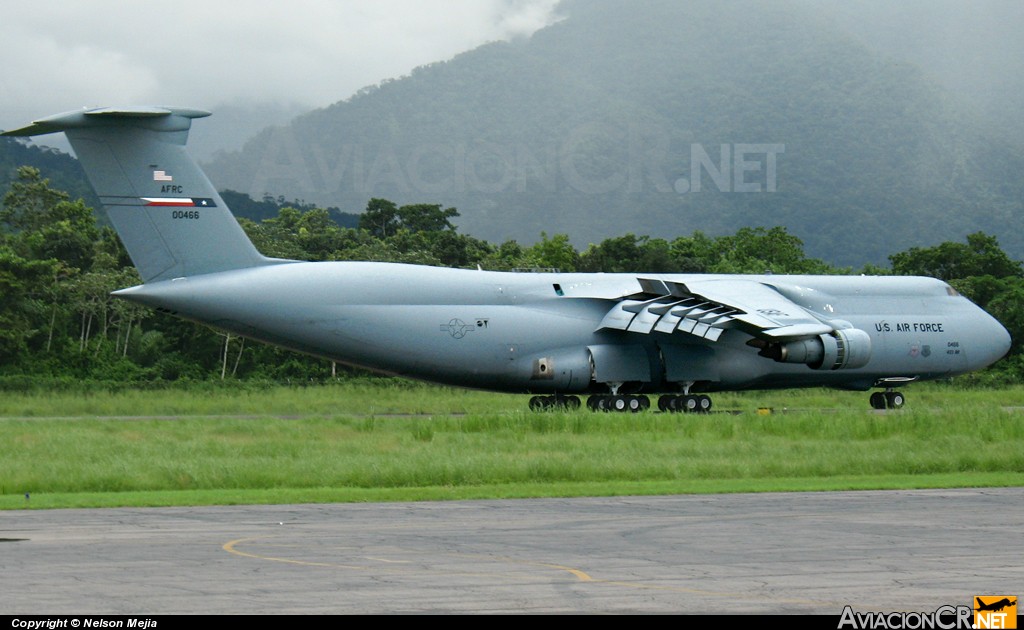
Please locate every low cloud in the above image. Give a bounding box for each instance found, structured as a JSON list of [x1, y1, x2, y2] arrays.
[[0, 0, 561, 131]]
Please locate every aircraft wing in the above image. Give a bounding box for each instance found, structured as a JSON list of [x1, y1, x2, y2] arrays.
[[597, 277, 833, 342]]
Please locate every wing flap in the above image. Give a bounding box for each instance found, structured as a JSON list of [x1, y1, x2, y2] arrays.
[[598, 277, 833, 342]]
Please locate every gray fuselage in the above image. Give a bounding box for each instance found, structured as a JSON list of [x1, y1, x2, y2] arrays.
[[115, 262, 1011, 395]]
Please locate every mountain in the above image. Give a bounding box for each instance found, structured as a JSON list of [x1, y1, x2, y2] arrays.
[[189, 102, 312, 162], [821, 0, 1024, 149], [203, 0, 1024, 266]]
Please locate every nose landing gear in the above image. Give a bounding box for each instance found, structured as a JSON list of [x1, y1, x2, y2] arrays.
[[869, 390, 905, 410]]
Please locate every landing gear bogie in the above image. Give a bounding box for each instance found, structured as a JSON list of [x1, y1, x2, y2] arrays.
[[657, 394, 713, 414], [584, 394, 650, 413], [528, 395, 582, 411]]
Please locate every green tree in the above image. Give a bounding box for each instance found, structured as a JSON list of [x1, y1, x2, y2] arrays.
[[397, 203, 460, 233], [358, 198, 401, 238], [984, 278, 1024, 357], [580, 233, 702, 273], [0, 245, 56, 363], [889, 232, 1022, 281], [359, 199, 460, 238], [526, 232, 578, 271], [1, 166, 99, 271], [668, 231, 718, 272], [579, 233, 647, 272], [706, 226, 832, 274], [478, 239, 529, 271], [294, 207, 346, 260], [0, 166, 70, 232]]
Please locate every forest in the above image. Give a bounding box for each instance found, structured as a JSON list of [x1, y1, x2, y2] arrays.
[[1, 165, 1022, 389]]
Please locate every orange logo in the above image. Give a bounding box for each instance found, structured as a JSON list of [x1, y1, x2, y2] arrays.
[[974, 596, 1017, 629]]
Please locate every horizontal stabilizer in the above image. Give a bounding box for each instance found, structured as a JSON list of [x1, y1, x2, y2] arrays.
[[2, 107, 211, 138]]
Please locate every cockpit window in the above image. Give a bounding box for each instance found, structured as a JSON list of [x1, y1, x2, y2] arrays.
[[945, 284, 960, 297]]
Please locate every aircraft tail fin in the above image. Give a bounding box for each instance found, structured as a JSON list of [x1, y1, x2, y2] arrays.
[[3, 106, 282, 283]]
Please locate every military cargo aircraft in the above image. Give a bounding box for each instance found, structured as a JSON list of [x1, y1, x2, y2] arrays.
[[3, 107, 1012, 412]]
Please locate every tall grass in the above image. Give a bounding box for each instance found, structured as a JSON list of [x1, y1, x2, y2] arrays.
[[0, 379, 520, 417], [2, 384, 1023, 509]]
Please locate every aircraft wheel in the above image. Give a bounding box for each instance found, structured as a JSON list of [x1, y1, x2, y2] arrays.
[[638, 395, 651, 411], [682, 395, 700, 413], [626, 395, 643, 413], [587, 395, 601, 412], [869, 392, 886, 410], [529, 396, 545, 411], [610, 396, 629, 413], [565, 396, 582, 410], [697, 395, 713, 413], [658, 396, 671, 412], [664, 396, 680, 412], [885, 391, 905, 409]]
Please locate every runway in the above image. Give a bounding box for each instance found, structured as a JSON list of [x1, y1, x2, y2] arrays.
[[2, 488, 1021, 614]]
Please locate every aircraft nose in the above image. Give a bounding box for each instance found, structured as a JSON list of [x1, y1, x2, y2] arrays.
[[971, 310, 1012, 370]]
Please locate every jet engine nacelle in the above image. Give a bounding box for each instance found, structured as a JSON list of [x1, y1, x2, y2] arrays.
[[525, 346, 595, 392], [761, 328, 872, 371]]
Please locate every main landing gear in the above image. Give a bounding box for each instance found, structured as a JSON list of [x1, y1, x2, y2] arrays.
[[586, 394, 651, 413], [869, 390, 905, 410], [531, 389, 903, 412], [528, 395, 582, 411], [528, 389, 720, 413], [581, 394, 713, 413], [657, 394, 713, 413]]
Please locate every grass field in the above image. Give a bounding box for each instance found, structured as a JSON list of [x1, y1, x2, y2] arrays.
[[1, 382, 1022, 509]]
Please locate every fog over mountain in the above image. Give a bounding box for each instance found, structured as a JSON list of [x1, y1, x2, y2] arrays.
[[820, 0, 1024, 147], [202, 0, 1024, 265], [4, 1, 1021, 266]]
